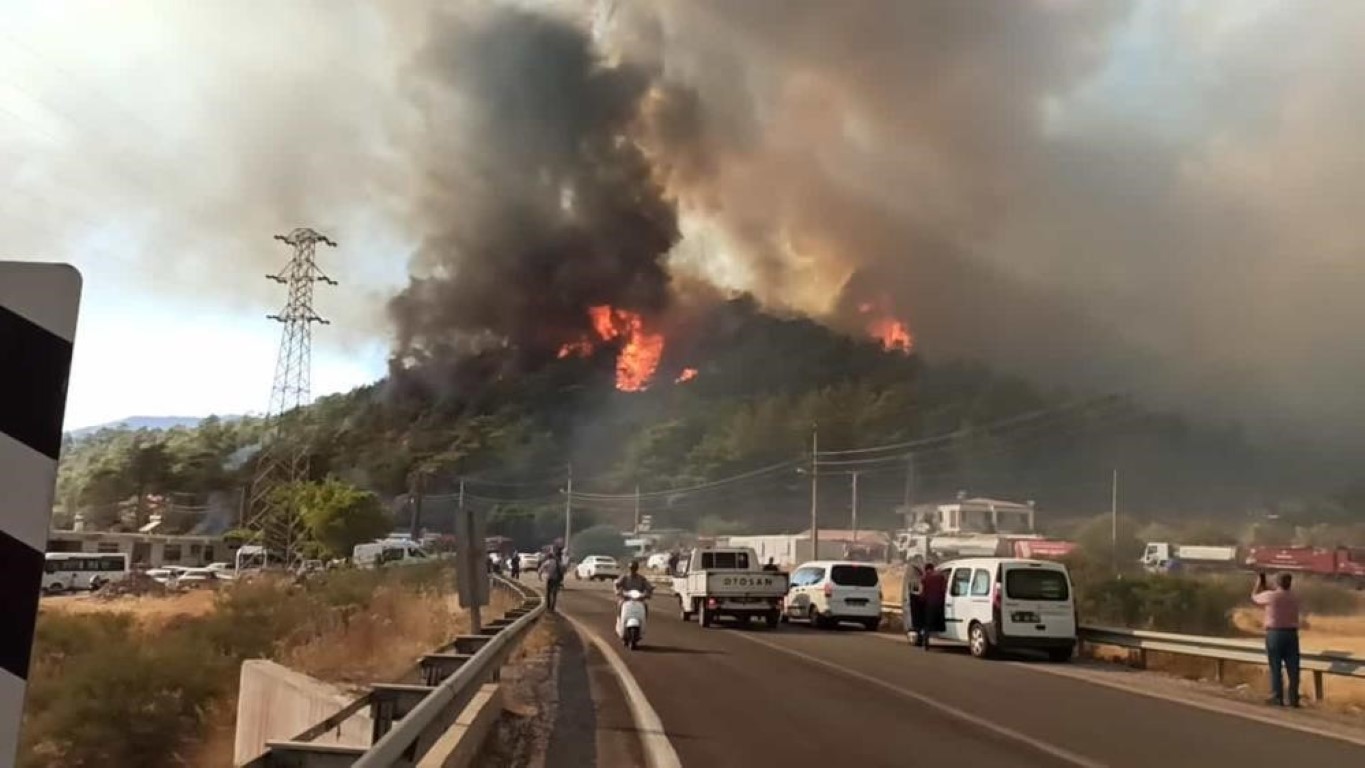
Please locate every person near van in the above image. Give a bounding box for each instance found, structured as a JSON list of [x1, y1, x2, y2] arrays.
[[539, 547, 566, 613], [1252, 571, 1301, 707], [667, 550, 680, 577], [902, 563, 926, 644], [509, 551, 521, 579], [918, 563, 948, 649]]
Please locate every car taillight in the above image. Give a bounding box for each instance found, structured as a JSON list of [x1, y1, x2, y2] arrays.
[[706, 597, 717, 608], [823, 581, 833, 598]]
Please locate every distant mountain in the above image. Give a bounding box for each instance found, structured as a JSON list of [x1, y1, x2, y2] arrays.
[[66, 415, 241, 439]]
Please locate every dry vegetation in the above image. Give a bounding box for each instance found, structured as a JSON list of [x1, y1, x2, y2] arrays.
[[21, 563, 470, 768]]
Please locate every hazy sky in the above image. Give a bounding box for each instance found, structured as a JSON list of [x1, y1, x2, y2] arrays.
[[4, 0, 1364, 445]]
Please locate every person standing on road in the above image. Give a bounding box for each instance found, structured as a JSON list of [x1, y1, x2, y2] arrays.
[[902, 563, 926, 644], [918, 563, 948, 649], [667, 550, 680, 577], [539, 546, 566, 613], [1252, 571, 1301, 707], [509, 550, 521, 579]]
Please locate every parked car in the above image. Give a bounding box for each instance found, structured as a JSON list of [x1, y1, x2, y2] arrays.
[[575, 555, 621, 581], [518, 552, 541, 571], [934, 557, 1077, 661], [646, 552, 672, 571], [783, 560, 882, 630]]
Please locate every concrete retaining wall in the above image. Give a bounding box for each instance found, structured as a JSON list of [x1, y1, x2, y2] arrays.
[[233, 660, 373, 766]]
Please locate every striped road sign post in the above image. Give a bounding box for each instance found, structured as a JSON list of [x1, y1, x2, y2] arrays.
[[0, 262, 81, 766]]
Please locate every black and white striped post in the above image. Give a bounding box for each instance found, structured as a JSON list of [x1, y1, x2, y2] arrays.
[[0, 262, 81, 766]]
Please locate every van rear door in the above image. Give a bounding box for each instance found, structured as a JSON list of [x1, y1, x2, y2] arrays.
[[998, 563, 1075, 639], [827, 564, 880, 613]]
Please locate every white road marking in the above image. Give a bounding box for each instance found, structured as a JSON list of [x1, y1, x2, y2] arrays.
[[730, 630, 1107, 768], [867, 629, 1365, 748], [561, 611, 683, 768]]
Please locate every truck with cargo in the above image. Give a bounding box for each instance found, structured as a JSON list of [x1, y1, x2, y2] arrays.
[[1245, 545, 1365, 587], [673, 546, 789, 628], [898, 533, 1076, 564], [1141, 542, 1241, 573]]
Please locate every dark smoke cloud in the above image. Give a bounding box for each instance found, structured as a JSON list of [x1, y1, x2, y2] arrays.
[[387, 5, 678, 368], [600, 0, 1365, 446]]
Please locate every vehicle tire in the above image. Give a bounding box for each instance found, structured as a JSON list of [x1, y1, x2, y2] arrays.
[[626, 626, 640, 650], [808, 604, 824, 629], [679, 596, 693, 622], [700, 602, 714, 628], [1047, 646, 1074, 663], [45, 582, 64, 595], [862, 617, 881, 632], [89, 577, 105, 592], [766, 611, 780, 629], [968, 622, 995, 659]]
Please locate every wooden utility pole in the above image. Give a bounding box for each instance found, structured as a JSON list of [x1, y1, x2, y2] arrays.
[[563, 463, 573, 561], [809, 426, 819, 559]]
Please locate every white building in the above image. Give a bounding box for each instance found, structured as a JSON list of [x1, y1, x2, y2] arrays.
[[904, 493, 1036, 535], [47, 529, 235, 568]]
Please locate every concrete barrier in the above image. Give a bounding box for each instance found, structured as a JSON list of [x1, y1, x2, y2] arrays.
[[415, 683, 504, 768], [234, 660, 374, 766]]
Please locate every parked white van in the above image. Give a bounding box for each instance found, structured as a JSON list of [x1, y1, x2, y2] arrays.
[[784, 560, 883, 630], [936, 557, 1076, 661]]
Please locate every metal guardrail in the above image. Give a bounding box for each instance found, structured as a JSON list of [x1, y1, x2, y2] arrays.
[[880, 601, 1365, 700], [251, 575, 545, 768]]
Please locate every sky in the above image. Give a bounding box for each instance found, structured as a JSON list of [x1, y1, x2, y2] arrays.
[[0, 1, 404, 429], [5, 0, 1365, 447]]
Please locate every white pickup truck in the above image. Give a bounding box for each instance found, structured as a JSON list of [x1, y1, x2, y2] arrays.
[[673, 546, 789, 629]]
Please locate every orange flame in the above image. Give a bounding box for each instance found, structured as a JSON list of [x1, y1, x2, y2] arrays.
[[586, 305, 664, 391], [676, 367, 698, 383], [857, 300, 914, 354]]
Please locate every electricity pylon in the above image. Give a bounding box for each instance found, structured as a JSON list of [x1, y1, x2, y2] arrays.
[[245, 228, 337, 566]]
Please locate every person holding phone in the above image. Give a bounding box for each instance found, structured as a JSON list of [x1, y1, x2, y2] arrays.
[[1252, 571, 1302, 707]]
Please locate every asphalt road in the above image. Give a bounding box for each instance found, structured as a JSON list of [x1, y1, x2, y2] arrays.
[[558, 580, 1365, 768]]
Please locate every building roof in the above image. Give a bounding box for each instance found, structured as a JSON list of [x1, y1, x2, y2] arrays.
[[796, 529, 890, 544]]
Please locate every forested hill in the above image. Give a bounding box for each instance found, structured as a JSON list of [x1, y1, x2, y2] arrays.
[[56, 299, 1351, 536]]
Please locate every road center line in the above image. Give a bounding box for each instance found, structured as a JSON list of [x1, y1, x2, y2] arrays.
[[729, 631, 1106, 768], [561, 611, 683, 768]]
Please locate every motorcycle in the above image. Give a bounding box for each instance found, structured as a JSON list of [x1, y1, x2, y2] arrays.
[[616, 588, 649, 650]]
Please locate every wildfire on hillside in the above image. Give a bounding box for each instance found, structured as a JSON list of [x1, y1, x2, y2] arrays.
[[557, 305, 667, 391], [857, 301, 914, 354]]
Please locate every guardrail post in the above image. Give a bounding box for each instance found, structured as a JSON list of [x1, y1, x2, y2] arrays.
[[1135, 648, 1147, 670], [1313, 670, 1324, 702], [1214, 658, 1224, 683]]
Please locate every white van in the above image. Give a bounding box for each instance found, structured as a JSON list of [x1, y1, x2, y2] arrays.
[[936, 558, 1076, 661], [784, 560, 883, 630], [353, 539, 429, 569]]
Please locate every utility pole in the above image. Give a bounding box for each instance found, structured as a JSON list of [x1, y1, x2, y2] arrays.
[[563, 463, 573, 562], [245, 228, 337, 567], [634, 483, 641, 536], [410, 470, 425, 539], [809, 426, 819, 560], [454, 476, 481, 634], [850, 470, 860, 548], [1111, 468, 1119, 575]]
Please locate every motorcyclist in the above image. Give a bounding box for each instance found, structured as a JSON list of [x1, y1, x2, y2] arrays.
[[614, 560, 654, 606]]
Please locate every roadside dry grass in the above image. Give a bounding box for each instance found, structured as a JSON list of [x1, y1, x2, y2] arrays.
[[22, 565, 469, 768]]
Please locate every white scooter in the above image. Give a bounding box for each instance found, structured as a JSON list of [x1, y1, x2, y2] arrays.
[[616, 589, 649, 650]]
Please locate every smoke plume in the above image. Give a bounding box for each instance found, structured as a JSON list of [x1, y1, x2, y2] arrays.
[[596, 0, 1365, 444], [387, 5, 678, 369], [10, 1, 1365, 446]]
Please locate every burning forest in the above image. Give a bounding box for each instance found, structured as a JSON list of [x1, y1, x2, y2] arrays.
[[383, 4, 915, 397]]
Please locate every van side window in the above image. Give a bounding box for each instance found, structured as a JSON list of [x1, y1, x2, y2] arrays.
[[970, 569, 991, 596], [950, 568, 972, 597]]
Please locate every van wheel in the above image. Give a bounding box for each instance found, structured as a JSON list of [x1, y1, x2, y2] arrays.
[[968, 622, 995, 659], [862, 617, 881, 632], [808, 605, 824, 629], [45, 582, 64, 595]]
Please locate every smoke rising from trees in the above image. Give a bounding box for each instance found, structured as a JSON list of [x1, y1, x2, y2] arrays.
[[7, 1, 1365, 447]]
